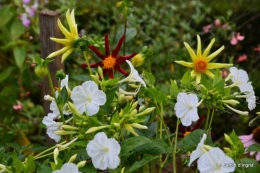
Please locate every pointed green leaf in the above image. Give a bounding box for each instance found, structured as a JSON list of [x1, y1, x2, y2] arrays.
[[60, 86, 69, 105], [126, 155, 159, 173], [116, 28, 137, 42], [169, 79, 179, 98], [234, 158, 260, 173], [11, 152, 24, 173], [180, 71, 191, 88], [142, 70, 155, 87], [0, 5, 14, 27], [11, 20, 25, 40], [246, 144, 260, 152], [24, 155, 35, 173], [13, 46, 26, 69], [0, 66, 14, 83]]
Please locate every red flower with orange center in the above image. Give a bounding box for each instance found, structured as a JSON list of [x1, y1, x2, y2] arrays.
[[82, 34, 137, 78]]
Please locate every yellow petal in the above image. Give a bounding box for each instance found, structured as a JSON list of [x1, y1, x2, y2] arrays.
[[125, 124, 138, 136], [66, 9, 77, 36], [197, 35, 201, 57], [50, 37, 70, 45], [195, 73, 201, 83], [202, 38, 215, 57], [204, 69, 214, 78], [175, 61, 194, 68], [207, 63, 233, 69], [47, 46, 70, 58], [57, 19, 75, 40], [190, 70, 196, 78], [206, 45, 225, 62], [184, 42, 197, 62], [61, 48, 74, 62]]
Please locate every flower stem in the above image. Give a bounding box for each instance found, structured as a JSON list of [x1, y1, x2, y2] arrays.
[[204, 108, 211, 132], [173, 118, 180, 173], [33, 141, 66, 159], [83, 51, 92, 76], [206, 107, 215, 137], [47, 69, 65, 124]]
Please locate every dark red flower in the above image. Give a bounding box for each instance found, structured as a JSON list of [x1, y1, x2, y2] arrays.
[[82, 34, 137, 78]]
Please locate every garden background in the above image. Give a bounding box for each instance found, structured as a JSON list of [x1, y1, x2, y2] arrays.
[[0, 0, 260, 170]]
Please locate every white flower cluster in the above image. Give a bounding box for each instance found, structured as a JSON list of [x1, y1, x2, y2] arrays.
[[188, 134, 235, 173]]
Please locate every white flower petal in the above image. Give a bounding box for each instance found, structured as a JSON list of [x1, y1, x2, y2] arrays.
[[86, 132, 120, 170]]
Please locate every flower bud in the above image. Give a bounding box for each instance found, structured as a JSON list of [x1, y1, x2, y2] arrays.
[[61, 125, 79, 131], [222, 99, 240, 106], [68, 154, 77, 163], [44, 95, 54, 101], [130, 101, 139, 111], [55, 69, 66, 80], [135, 107, 155, 117], [77, 160, 87, 168], [224, 134, 234, 145], [34, 64, 48, 78], [131, 53, 145, 67], [55, 130, 77, 135], [85, 125, 110, 134], [54, 148, 59, 165], [130, 123, 148, 129]]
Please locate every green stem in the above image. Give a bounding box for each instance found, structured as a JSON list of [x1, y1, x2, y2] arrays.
[[33, 141, 66, 159], [204, 108, 211, 132], [83, 51, 92, 75], [123, 17, 127, 55], [173, 119, 180, 173], [206, 107, 215, 137], [47, 69, 65, 124]]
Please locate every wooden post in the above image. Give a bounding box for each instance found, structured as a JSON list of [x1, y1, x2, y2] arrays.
[[39, 10, 64, 144]]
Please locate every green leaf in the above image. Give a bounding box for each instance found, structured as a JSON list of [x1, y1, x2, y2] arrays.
[[140, 88, 168, 102], [11, 20, 25, 40], [116, 28, 137, 42], [126, 155, 159, 173], [234, 158, 260, 173], [180, 71, 191, 88], [134, 138, 173, 155], [11, 152, 24, 173], [169, 79, 179, 98], [142, 70, 155, 87], [246, 144, 260, 152], [213, 69, 222, 86], [111, 111, 120, 124], [120, 136, 152, 157], [200, 75, 213, 90], [104, 78, 120, 87], [229, 130, 245, 155], [13, 46, 26, 69], [60, 86, 69, 105], [0, 5, 13, 27], [24, 155, 35, 173], [0, 66, 14, 83]]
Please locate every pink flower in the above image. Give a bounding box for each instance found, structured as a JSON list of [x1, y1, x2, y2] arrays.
[[13, 103, 23, 110], [22, 0, 30, 3], [202, 24, 212, 33], [214, 19, 221, 27], [254, 47, 260, 52], [239, 133, 260, 161], [237, 54, 247, 63], [20, 13, 30, 27], [231, 32, 245, 45], [220, 70, 228, 78]]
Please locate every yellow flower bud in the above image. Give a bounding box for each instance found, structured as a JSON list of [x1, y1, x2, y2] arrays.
[[85, 125, 110, 134], [77, 160, 87, 168], [131, 53, 145, 67], [53, 148, 59, 165], [68, 154, 77, 163]]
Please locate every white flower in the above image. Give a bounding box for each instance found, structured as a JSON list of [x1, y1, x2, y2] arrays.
[[188, 133, 207, 166], [50, 101, 71, 118], [86, 132, 120, 170], [61, 75, 69, 89], [228, 67, 249, 91], [242, 82, 256, 111], [118, 60, 146, 87], [71, 81, 106, 116], [198, 147, 235, 173], [174, 93, 201, 126], [52, 163, 81, 173], [42, 113, 62, 142]]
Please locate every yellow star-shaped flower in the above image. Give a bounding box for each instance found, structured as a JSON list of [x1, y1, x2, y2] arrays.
[[175, 35, 233, 83], [47, 9, 79, 62]]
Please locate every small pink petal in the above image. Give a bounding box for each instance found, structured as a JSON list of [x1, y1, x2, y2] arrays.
[[239, 134, 253, 141], [237, 55, 247, 62], [244, 139, 256, 148], [236, 33, 245, 41], [214, 19, 221, 27], [230, 36, 238, 45], [256, 152, 260, 161]]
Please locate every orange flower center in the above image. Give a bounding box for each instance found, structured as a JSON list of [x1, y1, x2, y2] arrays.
[[253, 126, 260, 143], [103, 55, 116, 69], [183, 131, 191, 137], [194, 58, 208, 73]]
